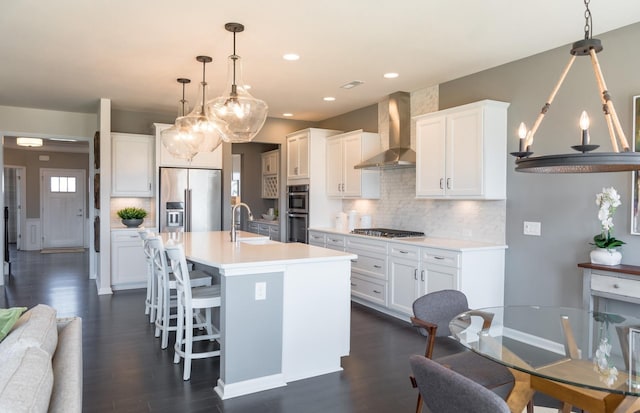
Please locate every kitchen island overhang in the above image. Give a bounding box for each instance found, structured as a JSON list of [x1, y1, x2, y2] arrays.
[[160, 231, 355, 399]]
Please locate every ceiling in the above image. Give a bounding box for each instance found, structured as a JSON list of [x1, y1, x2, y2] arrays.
[[2, 1, 640, 123]]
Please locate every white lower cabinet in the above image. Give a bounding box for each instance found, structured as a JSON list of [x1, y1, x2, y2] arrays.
[[111, 229, 150, 290], [388, 243, 421, 315], [347, 236, 388, 306], [309, 229, 505, 320]]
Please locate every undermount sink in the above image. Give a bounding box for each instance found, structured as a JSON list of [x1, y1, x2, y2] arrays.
[[240, 238, 276, 246]]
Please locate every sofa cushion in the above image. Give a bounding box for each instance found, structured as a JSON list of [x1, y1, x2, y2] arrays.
[[0, 344, 54, 413], [0, 304, 58, 357], [0, 307, 27, 342]]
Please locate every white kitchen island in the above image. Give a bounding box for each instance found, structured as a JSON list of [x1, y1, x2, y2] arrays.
[[160, 231, 355, 399]]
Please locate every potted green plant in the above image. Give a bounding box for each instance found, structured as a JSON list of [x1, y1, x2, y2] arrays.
[[117, 207, 147, 228]]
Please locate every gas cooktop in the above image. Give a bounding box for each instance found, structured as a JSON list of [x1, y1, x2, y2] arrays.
[[350, 228, 425, 238]]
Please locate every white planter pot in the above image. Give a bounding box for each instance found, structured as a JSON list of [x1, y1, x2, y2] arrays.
[[590, 248, 622, 266]]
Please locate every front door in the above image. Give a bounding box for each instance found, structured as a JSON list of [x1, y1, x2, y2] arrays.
[[41, 168, 85, 249]]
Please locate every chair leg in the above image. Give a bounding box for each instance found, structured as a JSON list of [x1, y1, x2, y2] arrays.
[[160, 286, 170, 349], [415, 393, 423, 413]]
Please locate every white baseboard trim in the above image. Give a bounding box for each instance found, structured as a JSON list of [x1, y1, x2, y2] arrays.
[[214, 374, 286, 400], [503, 327, 566, 356]]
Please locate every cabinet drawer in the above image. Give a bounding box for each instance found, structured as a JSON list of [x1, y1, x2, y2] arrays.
[[351, 276, 387, 306], [112, 231, 144, 243], [390, 243, 420, 260], [422, 248, 460, 268], [591, 273, 640, 299], [308, 232, 326, 247], [351, 251, 387, 280], [326, 235, 346, 250], [347, 237, 387, 255]]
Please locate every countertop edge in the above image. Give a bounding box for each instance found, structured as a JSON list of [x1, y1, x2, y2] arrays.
[[308, 227, 507, 251]]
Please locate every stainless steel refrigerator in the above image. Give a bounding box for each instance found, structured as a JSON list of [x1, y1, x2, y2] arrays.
[[159, 167, 222, 233]]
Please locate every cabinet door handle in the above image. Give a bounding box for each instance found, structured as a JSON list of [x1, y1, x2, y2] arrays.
[[373, 290, 382, 294], [148, 182, 152, 190], [446, 178, 451, 189], [373, 264, 382, 269], [399, 250, 409, 254], [613, 283, 620, 289], [414, 269, 418, 280], [351, 282, 357, 287], [439, 178, 444, 189], [421, 270, 425, 281], [351, 259, 358, 263], [433, 256, 445, 260]]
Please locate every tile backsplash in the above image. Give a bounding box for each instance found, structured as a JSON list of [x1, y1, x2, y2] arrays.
[[110, 197, 155, 228], [342, 168, 506, 244]]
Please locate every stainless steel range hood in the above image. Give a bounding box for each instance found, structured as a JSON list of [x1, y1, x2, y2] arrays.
[[354, 91, 416, 169]]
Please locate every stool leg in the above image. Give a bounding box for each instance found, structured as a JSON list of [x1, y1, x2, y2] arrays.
[[183, 306, 194, 381], [174, 301, 184, 365]]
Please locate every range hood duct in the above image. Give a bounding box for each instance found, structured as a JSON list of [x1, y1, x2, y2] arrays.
[[355, 91, 416, 169]]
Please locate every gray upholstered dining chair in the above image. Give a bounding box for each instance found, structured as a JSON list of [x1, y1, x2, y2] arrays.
[[409, 354, 511, 413], [409, 289, 531, 413]]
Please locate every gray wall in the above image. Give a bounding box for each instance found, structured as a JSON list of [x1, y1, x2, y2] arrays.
[[317, 103, 378, 133], [440, 22, 640, 307], [232, 142, 279, 225]]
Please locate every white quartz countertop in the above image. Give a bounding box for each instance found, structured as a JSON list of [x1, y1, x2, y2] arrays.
[[160, 230, 355, 270], [309, 227, 507, 252]]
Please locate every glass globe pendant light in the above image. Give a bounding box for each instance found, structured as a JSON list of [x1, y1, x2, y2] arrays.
[[206, 23, 268, 143], [176, 56, 225, 152], [161, 78, 204, 162]]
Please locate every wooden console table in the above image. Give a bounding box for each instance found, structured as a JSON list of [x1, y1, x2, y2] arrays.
[[579, 262, 640, 312]]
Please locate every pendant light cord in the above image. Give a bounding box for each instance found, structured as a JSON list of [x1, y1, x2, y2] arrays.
[[180, 82, 187, 117], [232, 31, 237, 87], [201, 60, 207, 111]]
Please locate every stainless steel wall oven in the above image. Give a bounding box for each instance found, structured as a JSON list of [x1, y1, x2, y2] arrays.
[[287, 184, 309, 243]]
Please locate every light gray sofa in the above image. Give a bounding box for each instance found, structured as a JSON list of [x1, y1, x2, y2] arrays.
[[0, 304, 82, 413]]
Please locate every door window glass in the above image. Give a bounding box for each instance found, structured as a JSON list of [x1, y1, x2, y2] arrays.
[[50, 176, 77, 193]]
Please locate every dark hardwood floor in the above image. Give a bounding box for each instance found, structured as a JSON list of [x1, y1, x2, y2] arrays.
[[1, 247, 428, 412]]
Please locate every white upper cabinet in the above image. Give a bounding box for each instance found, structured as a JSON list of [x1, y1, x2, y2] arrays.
[[415, 100, 509, 199], [286, 131, 309, 182], [326, 130, 380, 199], [286, 128, 342, 185], [261, 149, 279, 199], [111, 133, 154, 197], [153, 123, 222, 169]]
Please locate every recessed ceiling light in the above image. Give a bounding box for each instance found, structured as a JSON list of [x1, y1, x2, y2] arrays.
[[283, 53, 300, 61], [283, 113, 293, 117], [323, 97, 336, 102], [383, 72, 399, 79], [340, 80, 364, 89]]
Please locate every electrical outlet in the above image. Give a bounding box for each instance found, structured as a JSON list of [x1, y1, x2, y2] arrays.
[[255, 282, 266, 300], [523, 221, 541, 236]]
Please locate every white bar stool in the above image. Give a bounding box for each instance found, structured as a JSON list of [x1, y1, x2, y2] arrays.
[[147, 236, 212, 350], [165, 242, 221, 381], [138, 229, 156, 323]]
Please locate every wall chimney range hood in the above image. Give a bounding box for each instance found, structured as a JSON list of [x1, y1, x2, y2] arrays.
[[355, 91, 416, 170]]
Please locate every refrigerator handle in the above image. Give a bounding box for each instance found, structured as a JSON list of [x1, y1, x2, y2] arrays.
[[184, 189, 191, 232]]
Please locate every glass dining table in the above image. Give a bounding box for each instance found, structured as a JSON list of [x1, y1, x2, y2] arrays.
[[449, 306, 640, 413]]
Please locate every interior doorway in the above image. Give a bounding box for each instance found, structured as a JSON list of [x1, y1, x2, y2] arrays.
[[3, 166, 26, 250]]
